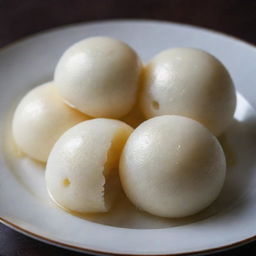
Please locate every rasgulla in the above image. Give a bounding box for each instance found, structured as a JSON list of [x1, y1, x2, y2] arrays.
[[54, 37, 142, 118], [140, 48, 236, 136], [12, 82, 88, 162], [46, 118, 133, 213], [120, 115, 226, 218]]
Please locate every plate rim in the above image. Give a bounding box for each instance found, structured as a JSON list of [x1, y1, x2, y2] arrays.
[[0, 19, 255, 52], [1, 19, 256, 255], [1, 217, 255, 256]]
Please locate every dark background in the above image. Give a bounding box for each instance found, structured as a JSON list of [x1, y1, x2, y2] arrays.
[[1, 0, 256, 47], [0, 0, 256, 255]]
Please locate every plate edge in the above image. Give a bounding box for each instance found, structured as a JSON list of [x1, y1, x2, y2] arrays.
[[1, 217, 255, 256]]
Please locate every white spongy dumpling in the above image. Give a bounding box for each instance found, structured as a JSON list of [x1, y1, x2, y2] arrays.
[[54, 37, 142, 118], [140, 48, 236, 136], [120, 115, 226, 218], [45, 118, 133, 213], [12, 82, 88, 162]]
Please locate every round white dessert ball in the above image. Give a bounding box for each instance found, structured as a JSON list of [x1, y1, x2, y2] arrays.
[[54, 37, 142, 118], [12, 82, 88, 162], [120, 115, 226, 218], [46, 118, 133, 213], [140, 48, 236, 136]]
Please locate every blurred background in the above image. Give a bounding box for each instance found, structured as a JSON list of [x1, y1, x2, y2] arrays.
[[0, 0, 255, 48], [0, 0, 256, 255]]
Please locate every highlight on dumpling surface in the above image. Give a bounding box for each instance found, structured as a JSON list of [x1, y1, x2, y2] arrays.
[[140, 48, 236, 136], [46, 118, 133, 213], [54, 37, 142, 118], [12, 82, 88, 162], [120, 115, 226, 218]]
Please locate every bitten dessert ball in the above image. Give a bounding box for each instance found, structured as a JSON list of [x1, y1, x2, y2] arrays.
[[46, 119, 133, 213], [120, 115, 226, 218], [140, 48, 236, 136], [12, 82, 88, 162], [54, 37, 142, 118]]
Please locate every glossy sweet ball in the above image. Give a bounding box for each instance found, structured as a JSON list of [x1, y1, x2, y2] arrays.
[[54, 37, 142, 118], [12, 82, 88, 162], [46, 119, 133, 213], [140, 48, 236, 136], [120, 115, 226, 218]]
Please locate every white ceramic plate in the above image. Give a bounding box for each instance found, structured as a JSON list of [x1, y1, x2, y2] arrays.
[[0, 20, 256, 255]]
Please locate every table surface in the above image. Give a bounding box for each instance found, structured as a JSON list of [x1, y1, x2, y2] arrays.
[[0, 0, 256, 255]]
